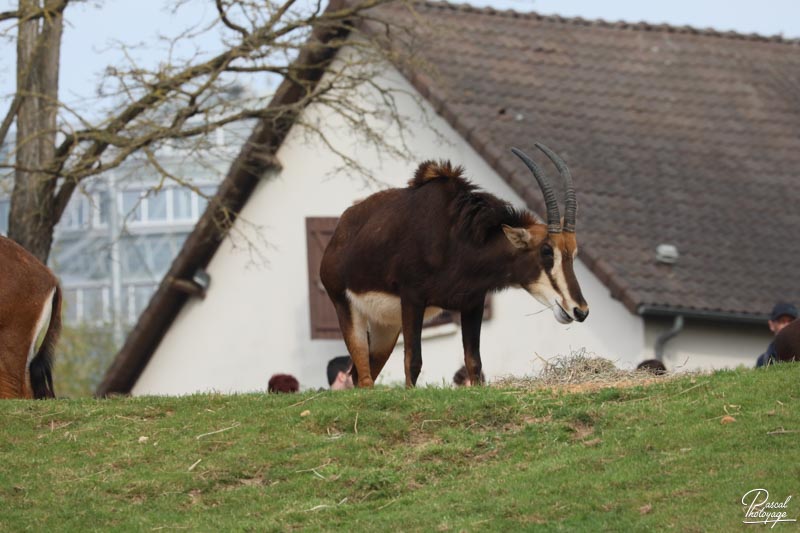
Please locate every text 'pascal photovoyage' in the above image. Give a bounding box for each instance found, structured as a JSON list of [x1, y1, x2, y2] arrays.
[[742, 489, 797, 527]]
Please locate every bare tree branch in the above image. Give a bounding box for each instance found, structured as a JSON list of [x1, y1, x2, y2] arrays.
[[51, 0, 388, 194], [0, 10, 19, 23], [215, 0, 250, 38], [0, 0, 72, 25], [6, 0, 432, 264], [0, 94, 22, 150]]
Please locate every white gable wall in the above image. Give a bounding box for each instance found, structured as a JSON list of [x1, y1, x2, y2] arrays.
[[132, 54, 647, 395], [644, 318, 770, 371]]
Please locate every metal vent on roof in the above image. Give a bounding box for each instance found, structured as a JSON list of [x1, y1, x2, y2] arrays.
[[656, 244, 679, 264]]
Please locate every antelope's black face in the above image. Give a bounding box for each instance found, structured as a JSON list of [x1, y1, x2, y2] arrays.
[[503, 225, 589, 324]]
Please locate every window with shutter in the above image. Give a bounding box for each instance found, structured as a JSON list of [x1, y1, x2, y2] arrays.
[[305, 217, 492, 339], [306, 217, 341, 339]]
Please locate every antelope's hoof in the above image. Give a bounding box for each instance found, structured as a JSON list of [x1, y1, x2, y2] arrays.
[[357, 377, 375, 388]]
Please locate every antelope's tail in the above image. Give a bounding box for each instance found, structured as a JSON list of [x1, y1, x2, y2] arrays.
[[29, 285, 62, 399]]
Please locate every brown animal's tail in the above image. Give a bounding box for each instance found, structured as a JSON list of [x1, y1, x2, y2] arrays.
[[29, 285, 62, 399]]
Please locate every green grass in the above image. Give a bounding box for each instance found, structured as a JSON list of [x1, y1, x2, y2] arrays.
[[1, 365, 798, 532]]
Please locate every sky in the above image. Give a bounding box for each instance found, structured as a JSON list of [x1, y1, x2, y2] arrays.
[[1, 0, 799, 116]]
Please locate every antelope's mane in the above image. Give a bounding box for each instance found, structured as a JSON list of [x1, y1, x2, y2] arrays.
[[410, 160, 538, 243]]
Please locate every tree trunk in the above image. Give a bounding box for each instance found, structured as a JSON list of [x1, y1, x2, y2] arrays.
[[8, 0, 64, 263]]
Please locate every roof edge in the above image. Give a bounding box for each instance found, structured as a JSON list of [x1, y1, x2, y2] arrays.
[[637, 304, 768, 325], [420, 1, 800, 46]]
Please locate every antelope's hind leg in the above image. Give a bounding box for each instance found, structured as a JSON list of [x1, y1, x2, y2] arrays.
[[332, 299, 373, 388], [367, 321, 401, 381], [0, 320, 37, 398]]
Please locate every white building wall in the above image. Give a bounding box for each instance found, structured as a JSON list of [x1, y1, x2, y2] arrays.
[[644, 318, 771, 371], [133, 56, 645, 395]]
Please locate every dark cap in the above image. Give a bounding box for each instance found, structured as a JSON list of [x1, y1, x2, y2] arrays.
[[770, 302, 798, 321]]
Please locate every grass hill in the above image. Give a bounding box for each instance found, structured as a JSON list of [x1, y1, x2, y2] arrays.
[[1, 364, 798, 531]]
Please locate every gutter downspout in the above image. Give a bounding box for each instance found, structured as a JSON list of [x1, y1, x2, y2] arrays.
[[654, 315, 684, 361]]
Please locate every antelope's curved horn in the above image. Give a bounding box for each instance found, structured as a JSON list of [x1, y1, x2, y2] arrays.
[[535, 143, 576, 233], [511, 147, 561, 233]]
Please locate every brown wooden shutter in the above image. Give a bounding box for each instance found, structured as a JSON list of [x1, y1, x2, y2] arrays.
[[306, 217, 342, 339]]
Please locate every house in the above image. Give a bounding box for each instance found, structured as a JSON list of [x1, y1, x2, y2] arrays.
[[97, 1, 800, 395]]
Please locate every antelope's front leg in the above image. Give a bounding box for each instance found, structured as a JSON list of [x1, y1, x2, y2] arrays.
[[461, 303, 485, 385], [401, 301, 425, 388]]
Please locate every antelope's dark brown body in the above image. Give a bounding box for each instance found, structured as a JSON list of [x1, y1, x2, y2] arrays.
[[321, 146, 588, 388], [322, 164, 531, 312]]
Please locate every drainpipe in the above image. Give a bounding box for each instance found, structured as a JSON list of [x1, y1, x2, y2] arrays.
[[654, 315, 684, 361]]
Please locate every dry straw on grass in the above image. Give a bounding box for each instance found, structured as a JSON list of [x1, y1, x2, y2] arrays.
[[493, 349, 680, 393]]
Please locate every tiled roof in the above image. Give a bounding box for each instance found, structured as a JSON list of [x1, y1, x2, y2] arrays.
[[387, 1, 800, 319]]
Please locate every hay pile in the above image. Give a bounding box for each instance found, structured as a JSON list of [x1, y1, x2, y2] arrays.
[[492, 349, 675, 393]]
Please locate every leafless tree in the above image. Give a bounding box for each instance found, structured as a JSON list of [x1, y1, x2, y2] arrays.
[[0, 0, 425, 262]]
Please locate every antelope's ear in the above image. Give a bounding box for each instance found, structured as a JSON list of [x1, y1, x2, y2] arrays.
[[502, 224, 531, 250]]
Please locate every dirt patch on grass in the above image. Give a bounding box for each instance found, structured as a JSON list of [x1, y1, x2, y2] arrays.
[[238, 476, 267, 487], [407, 429, 443, 449], [568, 420, 595, 441], [405, 413, 445, 449], [500, 414, 552, 434]]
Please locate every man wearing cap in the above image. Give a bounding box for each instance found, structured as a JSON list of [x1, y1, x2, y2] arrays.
[[756, 302, 799, 367]]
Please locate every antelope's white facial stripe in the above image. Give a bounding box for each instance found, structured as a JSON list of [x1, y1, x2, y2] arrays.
[[525, 247, 581, 324]]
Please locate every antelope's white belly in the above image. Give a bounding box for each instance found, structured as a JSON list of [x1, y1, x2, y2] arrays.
[[346, 290, 443, 326]]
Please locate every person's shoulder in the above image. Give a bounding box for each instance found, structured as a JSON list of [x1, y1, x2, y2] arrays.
[[766, 340, 777, 355], [756, 341, 778, 367]]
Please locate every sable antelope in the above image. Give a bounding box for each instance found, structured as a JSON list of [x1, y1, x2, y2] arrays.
[[0, 235, 61, 398], [320, 144, 589, 388]]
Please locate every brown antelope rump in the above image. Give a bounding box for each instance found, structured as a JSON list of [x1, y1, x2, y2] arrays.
[[0, 236, 61, 398], [320, 144, 589, 388]]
